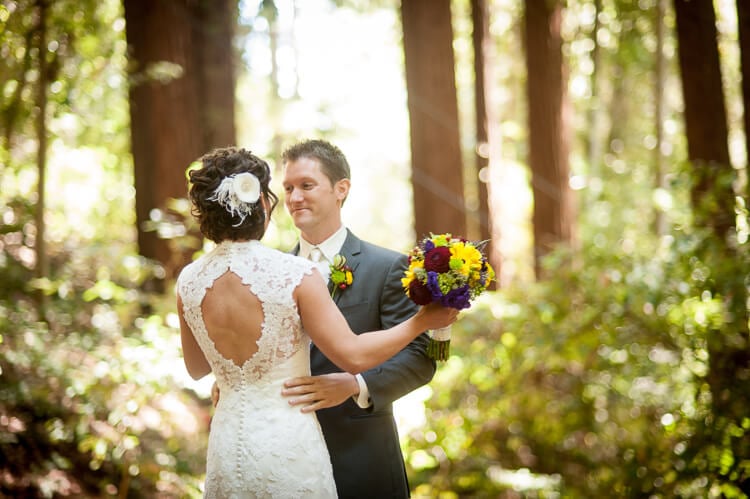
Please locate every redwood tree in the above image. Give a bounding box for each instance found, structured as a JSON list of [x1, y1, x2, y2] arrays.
[[123, 0, 236, 277], [674, 0, 750, 489], [737, 0, 750, 203], [524, 0, 573, 278], [471, 0, 492, 246], [401, 0, 466, 240], [471, 0, 499, 286]]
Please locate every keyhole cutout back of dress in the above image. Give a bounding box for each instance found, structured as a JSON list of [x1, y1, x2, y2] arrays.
[[201, 270, 263, 367]]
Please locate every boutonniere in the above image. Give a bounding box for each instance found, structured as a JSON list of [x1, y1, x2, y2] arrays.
[[329, 254, 353, 299]]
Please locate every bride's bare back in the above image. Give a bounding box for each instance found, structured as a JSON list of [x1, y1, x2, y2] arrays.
[[201, 271, 263, 366]]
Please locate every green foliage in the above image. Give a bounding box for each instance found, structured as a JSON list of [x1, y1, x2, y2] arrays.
[[0, 1, 211, 496], [403, 169, 750, 497], [1, 1, 748, 497], [401, 247, 712, 496], [0, 232, 209, 497]]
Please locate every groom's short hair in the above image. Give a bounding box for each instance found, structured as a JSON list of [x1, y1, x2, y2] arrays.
[[282, 139, 351, 186]]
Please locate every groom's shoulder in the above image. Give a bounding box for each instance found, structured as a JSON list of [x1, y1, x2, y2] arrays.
[[357, 237, 406, 264]]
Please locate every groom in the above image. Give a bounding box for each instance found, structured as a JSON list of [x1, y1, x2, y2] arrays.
[[280, 139, 436, 498]]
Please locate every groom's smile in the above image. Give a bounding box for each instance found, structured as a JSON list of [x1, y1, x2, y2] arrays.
[[282, 156, 350, 243]]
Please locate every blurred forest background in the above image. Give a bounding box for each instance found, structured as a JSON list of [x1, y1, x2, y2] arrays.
[[1, 0, 750, 497]]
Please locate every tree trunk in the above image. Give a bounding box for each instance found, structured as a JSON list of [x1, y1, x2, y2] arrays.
[[737, 0, 750, 204], [471, 0, 499, 287], [401, 0, 466, 241], [193, 0, 236, 149], [674, 0, 750, 488], [34, 0, 48, 282], [673, 0, 732, 233], [124, 0, 236, 278], [471, 0, 491, 244], [524, 0, 573, 278], [653, 0, 667, 235], [586, 0, 602, 182]]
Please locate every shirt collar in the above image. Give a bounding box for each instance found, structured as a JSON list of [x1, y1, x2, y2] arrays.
[[300, 225, 348, 263]]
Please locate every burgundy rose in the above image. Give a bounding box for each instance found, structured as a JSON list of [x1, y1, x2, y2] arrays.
[[408, 279, 434, 305], [423, 247, 451, 273]]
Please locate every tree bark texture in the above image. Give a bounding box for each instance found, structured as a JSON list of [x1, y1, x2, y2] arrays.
[[673, 0, 733, 235], [401, 0, 467, 241], [524, 0, 573, 278], [471, 0, 491, 244], [34, 0, 48, 281], [737, 0, 750, 203], [124, 0, 236, 277], [675, 1, 750, 487], [471, 0, 499, 287]]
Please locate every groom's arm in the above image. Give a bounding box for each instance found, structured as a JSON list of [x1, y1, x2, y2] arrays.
[[358, 252, 436, 411], [283, 252, 435, 412]]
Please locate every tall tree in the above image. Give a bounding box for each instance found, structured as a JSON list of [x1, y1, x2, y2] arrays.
[[34, 0, 49, 283], [401, 0, 466, 240], [654, 0, 667, 234], [737, 0, 750, 204], [123, 0, 236, 277], [471, 0, 499, 286], [673, 0, 731, 231], [674, 0, 750, 490], [195, 1, 236, 150], [524, 0, 573, 277]]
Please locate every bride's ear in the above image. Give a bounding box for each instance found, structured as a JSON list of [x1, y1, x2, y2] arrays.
[[261, 195, 271, 227]]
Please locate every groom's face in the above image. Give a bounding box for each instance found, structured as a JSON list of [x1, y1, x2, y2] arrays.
[[282, 157, 349, 241]]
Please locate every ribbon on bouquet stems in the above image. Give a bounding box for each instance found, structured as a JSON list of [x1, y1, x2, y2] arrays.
[[427, 325, 452, 361]]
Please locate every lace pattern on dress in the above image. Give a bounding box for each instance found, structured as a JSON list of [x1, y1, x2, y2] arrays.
[[176, 240, 337, 498], [177, 240, 314, 385]]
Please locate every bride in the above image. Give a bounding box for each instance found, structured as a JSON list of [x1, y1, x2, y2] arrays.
[[175, 147, 457, 498]]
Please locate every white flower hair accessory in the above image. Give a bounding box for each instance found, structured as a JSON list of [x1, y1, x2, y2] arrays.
[[208, 172, 262, 226]]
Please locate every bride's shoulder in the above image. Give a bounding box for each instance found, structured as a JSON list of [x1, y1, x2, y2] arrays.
[[176, 256, 202, 281], [262, 246, 314, 270], [273, 250, 315, 270]]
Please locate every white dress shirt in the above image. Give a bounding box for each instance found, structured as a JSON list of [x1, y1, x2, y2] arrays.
[[300, 226, 372, 409]]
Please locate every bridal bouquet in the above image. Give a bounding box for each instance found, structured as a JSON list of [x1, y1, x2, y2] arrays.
[[401, 233, 495, 360]]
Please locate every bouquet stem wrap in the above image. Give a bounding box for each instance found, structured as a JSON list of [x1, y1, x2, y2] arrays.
[[428, 325, 452, 361]]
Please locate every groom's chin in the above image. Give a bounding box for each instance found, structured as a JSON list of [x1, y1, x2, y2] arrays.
[[292, 212, 313, 229]]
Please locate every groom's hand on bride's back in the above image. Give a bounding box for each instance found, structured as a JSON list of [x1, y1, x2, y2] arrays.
[[282, 373, 359, 413]]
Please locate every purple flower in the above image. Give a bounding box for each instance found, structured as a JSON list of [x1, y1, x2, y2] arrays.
[[423, 239, 435, 252], [426, 271, 444, 300], [441, 285, 471, 310]]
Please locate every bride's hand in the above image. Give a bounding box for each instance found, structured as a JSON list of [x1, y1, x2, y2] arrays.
[[417, 303, 459, 330]]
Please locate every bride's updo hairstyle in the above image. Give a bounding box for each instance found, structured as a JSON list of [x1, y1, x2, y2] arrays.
[[188, 147, 278, 243]]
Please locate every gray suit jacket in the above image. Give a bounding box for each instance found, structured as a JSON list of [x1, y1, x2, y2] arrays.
[[295, 230, 436, 498]]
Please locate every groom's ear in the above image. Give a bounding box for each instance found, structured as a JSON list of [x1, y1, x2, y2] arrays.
[[335, 178, 351, 204]]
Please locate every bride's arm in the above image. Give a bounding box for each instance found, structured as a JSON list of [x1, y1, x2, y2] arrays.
[[177, 294, 212, 380], [296, 271, 456, 374]]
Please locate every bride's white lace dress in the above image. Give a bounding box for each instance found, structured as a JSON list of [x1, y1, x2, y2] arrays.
[[176, 240, 337, 498]]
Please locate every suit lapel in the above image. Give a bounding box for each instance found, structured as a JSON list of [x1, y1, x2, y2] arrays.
[[292, 233, 361, 305], [331, 230, 361, 305]]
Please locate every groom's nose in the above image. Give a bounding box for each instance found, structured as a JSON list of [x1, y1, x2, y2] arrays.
[[288, 187, 304, 203]]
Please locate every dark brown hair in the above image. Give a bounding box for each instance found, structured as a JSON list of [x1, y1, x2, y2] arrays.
[[188, 147, 278, 243], [281, 139, 351, 184]]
